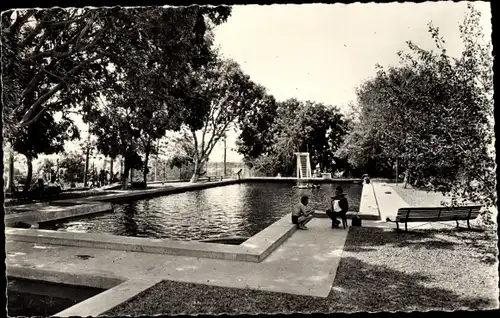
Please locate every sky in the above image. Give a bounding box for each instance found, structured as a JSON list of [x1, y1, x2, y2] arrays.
[[208, 1, 491, 162], [27, 2, 492, 169]]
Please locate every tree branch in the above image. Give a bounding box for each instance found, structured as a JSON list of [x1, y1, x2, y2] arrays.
[[24, 27, 105, 62], [75, 12, 98, 49], [204, 120, 233, 160], [40, 65, 72, 87], [19, 82, 65, 126], [21, 68, 46, 99], [44, 14, 89, 29], [17, 100, 60, 127], [20, 22, 43, 47], [191, 129, 199, 162], [32, 30, 50, 55], [18, 54, 104, 127], [4, 10, 34, 36]]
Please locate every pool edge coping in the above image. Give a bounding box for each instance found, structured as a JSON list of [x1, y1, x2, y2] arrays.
[[5, 179, 367, 263], [5, 212, 298, 263], [53, 277, 164, 317]]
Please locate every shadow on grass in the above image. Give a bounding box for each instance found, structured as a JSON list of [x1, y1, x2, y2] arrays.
[[332, 256, 495, 311], [106, 255, 495, 316], [343, 227, 497, 265]]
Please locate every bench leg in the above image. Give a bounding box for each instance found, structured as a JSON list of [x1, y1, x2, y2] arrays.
[[455, 220, 459, 228], [396, 222, 400, 231], [467, 219, 471, 229], [405, 222, 408, 232]]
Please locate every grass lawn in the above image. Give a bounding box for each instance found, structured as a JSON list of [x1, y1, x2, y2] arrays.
[[391, 182, 451, 207], [391, 182, 497, 228], [105, 226, 498, 315]]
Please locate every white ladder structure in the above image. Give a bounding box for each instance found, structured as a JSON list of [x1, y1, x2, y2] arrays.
[[294, 152, 312, 179]]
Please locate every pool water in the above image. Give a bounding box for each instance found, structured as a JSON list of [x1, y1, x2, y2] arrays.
[[7, 278, 105, 317], [40, 182, 362, 241]]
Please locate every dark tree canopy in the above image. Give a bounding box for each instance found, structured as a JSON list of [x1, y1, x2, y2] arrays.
[[337, 4, 494, 210], [237, 98, 350, 177]]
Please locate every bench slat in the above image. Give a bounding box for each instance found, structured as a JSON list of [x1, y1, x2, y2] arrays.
[[396, 214, 480, 222], [398, 206, 481, 212]]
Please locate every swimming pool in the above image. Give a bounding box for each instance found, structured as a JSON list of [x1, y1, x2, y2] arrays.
[[7, 278, 105, 317], [40, 182, 362, 241]]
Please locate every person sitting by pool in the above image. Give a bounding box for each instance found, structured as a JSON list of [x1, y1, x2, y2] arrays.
[[326, 186, 349, 228], [292, 196, 314, 230]]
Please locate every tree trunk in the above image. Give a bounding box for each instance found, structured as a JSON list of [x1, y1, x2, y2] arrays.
[[190, 157, 207, 183], [83, 149, 90, 187], [404, 169, 410, 188], [143, 149, 150, 186], [121, 161, 130, 190], [395, 158, 399, 187], [190, 160, 200, 183], [83, 129, 91, 187], [7, 151, 15, 193], [109, 157, 114, 182], [23, 155, 33, 194]]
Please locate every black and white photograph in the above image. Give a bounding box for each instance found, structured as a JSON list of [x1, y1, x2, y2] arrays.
[[2, 1, 497, 316]]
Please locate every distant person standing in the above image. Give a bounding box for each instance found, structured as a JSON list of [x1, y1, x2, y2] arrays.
[[362, 174, 370, 184], [99, 169, 105, 186], [292, 196, 314, 230]]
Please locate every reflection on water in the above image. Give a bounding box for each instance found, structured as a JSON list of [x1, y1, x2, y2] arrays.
[[42, 182, 362, 241]]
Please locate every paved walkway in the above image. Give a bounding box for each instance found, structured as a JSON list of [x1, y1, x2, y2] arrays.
[[6, 217, 348, 305], [6, 180, 438, 316], [358, 183, 380, 218], [371, 182, 462, 230], [372, 182, 409, 220]]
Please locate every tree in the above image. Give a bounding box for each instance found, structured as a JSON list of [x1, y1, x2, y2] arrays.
[[59, 151, 86, 183], [7, 112, 79, 192], [184, 58, 268, 182], [237, 99, 349, 177], [1, 8, 117, 132], [164, 131, 196, 169], [339, 4, 494, 213], [35, 158, 55, 180], [1, 7, 118, 191], [236, 94, 278, 160], [85, 6, 232, 189], [336, 65, 419, 179]]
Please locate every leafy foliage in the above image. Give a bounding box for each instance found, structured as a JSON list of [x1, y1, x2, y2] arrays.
[[59, 151, 86, 183], [237, 99, 350, 176], [338, 4, 494, 209], [79, 6, 231, 188], [164, 132, 196, 170], [183, 57, 268, 182], [236, 94, 278, 160]]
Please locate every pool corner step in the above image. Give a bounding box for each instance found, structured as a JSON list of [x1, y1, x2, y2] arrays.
[[5, 214, 299, 264], [5, 227, 264, 262], [313, 210, 380, 220]]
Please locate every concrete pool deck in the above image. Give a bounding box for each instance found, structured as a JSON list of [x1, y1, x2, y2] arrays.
[[64, 179, 243, 203], [5, 213, 298, 263], [6, 180, 403, 316], [7, 217, 349, 316], [5, 178, 368, 263], [5, 201, 113, 227]]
